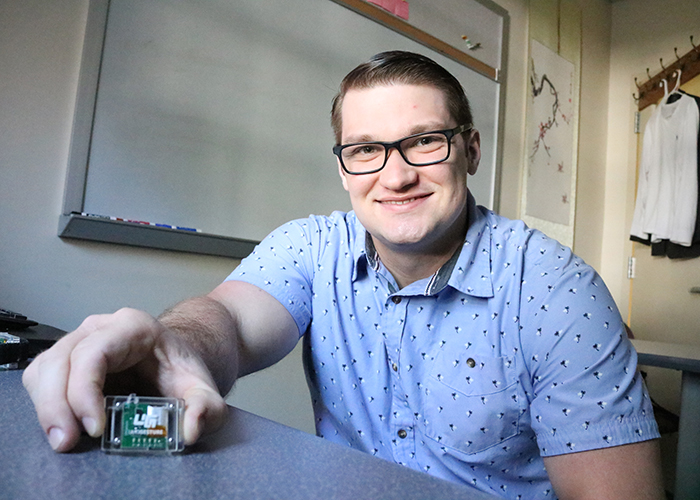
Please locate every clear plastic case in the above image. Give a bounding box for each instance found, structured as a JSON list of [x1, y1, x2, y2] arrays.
[[102, 394, 185, 454]]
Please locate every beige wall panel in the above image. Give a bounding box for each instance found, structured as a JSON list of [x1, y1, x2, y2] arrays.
[[559, 0, 581, 65], [529, 0, 560, 51]]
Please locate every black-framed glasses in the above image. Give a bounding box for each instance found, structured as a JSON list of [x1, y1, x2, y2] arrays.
[[333, 124, 472, 175]]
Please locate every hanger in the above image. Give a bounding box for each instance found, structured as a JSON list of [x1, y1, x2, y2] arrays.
[[672, 69, 682, 93], [666, 69, 685, 104], [659, 77, 669, 104]]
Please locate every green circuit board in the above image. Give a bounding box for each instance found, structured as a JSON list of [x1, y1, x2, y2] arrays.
[[120, 400, 169, 450], [102, 394, 184, 454]]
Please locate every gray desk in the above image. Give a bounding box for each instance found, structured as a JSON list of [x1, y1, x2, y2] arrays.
[[632, 339, 700, 500], [0, 370, 497, 500]]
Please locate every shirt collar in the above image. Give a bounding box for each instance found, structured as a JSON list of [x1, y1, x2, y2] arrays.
[[350, 214, 370, 283], [448, 191, 494, 298], [364, 233, 380, 272], [351, 191, 494, 298]]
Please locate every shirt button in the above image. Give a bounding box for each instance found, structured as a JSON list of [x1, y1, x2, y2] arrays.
[[397, 429, 408, 439], [392, 296, 402, 304], [467, 357, 476, 368], [392, 363, 399, 372]]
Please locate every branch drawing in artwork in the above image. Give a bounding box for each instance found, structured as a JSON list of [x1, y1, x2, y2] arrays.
[[525, 40, 576, 227], [529, 58, 571, 161]]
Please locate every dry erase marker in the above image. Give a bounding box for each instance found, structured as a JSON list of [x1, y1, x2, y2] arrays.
[[153, 223, 200, 232], [75, 212, 117, 221], [73, 212, 201, 232]]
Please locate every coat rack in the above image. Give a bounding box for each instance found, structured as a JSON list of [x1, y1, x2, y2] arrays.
[[633, 36, 700, 111]]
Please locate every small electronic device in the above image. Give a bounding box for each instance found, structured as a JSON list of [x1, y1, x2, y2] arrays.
[[102, 394, 185, 454], [1, 308, 67, 369], [0, 308, 38, 330], [0, 332, 29, 369]]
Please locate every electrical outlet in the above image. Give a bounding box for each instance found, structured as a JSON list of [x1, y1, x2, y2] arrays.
[[627, 256, 636, 279]]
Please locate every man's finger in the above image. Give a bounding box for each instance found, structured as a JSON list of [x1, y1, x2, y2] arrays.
[[180, 387, 228, 445], [22, 326, 92, 451], [66, 309, 162, 438], [146, 332, 229, 444]]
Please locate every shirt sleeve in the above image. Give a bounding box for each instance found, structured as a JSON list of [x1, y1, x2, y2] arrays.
[[224, 218, 319, 337], [519, 241, 660, 456]]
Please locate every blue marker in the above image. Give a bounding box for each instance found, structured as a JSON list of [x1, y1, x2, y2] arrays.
[[155, 223, 201, 232]]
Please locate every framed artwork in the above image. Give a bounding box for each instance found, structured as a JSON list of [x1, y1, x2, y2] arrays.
[[522, 38, 578, 247]]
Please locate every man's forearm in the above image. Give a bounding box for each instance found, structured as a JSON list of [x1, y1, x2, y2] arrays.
[[158, 296, 240, 396]]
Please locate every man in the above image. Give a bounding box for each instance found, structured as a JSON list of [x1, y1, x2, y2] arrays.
[[24, 51, 664, 499]]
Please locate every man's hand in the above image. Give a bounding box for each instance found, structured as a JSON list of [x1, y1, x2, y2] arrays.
[[22, 307, 228, 452]]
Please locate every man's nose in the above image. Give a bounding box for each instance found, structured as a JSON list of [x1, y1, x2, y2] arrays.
[[379, 146, 419, 190]]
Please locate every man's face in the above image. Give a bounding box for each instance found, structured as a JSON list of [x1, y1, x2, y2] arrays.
[[337, 84, 480, 257]]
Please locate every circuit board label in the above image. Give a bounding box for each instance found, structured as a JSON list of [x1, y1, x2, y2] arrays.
[[121, 402, 168, 449], [102, 394, 184, 454]]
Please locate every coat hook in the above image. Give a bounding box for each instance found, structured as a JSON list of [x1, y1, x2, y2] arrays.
[[660, 57, 666, 71], [646, 68, 652, 80], [692, 35, 698, 51], [634, 77, 641, 89], [675, 47, 681, 60], [632, 92, 639, 102]]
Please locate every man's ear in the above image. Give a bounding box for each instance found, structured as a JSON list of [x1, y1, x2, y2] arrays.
[[466, 129, 481, 176], [337, 159, 350, 192]]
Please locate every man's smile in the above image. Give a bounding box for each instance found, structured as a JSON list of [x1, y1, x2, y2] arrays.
[[378, 194, 431, 206]]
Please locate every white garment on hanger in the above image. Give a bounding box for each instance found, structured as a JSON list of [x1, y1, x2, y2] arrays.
[[630, 93, 699, 246]]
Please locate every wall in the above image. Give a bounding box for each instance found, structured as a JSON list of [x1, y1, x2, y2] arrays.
[[487, 0, 529, 221], [602, 0, 700, 309], [0, 0, 614, 436], [601, 1, 700, 489], [492, 0, 613, 275], [573, 1, 612, 271]]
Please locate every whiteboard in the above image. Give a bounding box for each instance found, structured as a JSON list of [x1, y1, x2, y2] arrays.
[[61, 0, 506, 256]]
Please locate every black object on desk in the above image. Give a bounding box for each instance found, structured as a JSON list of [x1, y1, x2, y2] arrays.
[[9, 323, 68, 358], [1, 307, 67, 367], [1, 371, 499, 500], [0, 308, 39, 329]]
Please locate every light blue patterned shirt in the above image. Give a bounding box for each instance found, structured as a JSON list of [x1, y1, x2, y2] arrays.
[[227, 193, 659, 499]]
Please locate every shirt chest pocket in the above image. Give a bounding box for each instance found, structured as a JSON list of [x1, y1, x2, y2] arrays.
[[423, 351, 522, 455]]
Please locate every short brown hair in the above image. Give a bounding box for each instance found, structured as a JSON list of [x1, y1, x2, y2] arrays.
[[330, 51, 473, 144]]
